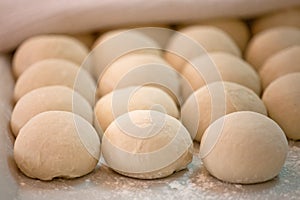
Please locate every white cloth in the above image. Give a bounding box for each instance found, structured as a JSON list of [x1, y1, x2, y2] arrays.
[[0, 0, 299, 53]]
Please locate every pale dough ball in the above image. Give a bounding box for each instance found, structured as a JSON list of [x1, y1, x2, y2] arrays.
[[251, 8, 300, 34], [165, 26, 241, 72], [260, 46, 300, 90], [245, 27, 300, 71], [92, 30, 161, 78], [200, 111, 288, 184], [181, 81, 267, 142], [13, 35, 89, 78], [102, 110, 193, 179], [94, 86, 179, 137], [181, 52, 261, 101], [11, 86, 93, 137], [195, 18, 250, 51], [97, 53, 180, 103], [14, 111, 100, 181], [14, 59, 96, 105], [262, 73, 300, 140]]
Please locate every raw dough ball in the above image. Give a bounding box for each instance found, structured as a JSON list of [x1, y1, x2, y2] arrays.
[[13, 35, 89, 78], [245, 27, 300, 71], [181, 52, 261, 101], [181, 82, 267, 142], [94, 86, 179, 136], [260, 46, 300, 90], [92, 30, 161, 78], [200, 111, 288, 184], [102, 110, 193, 179], [11, 86, 93, 137], [262, 73, 300, 140], [14, 59, 96, 105], [186, 18, 250, 51], [14, 111, 100, 181], [97, 53, 180, 103], [251, 8, 300, 34], [165, 26, 241, 72]]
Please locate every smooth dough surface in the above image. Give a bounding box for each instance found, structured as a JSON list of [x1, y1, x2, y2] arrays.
[[14, 59, 96, 105], [165, 26, 241, 72], [245, 27, 300, 70], [94, 86, 179, 137], [200, 111, 288, 184], [259, 46, 300, 90], [181, 81, 267, 142], [262, 73, 300, 140], [12, 35, 89, 78], [102, 110, 193, 179], [11, 86, 93, 137], [14, 111, 100, 181], [181, 52, 261, 101]]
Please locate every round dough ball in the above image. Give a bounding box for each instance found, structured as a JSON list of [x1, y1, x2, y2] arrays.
[[251, 8, 300, 34], [97, 53, 180, 103], [102, 110, 193, 179], [92, 30, 161, 78], [94, 86, 179, 136], [11, 86, 93, 137], [262, 73, 300, 140], [196, 18, 250, 51], [14, 111, 100, 181], [14, 59, 96, 105], [12, 35, 89, 78], [245, 27, 300, 71], [181, 52, 261, 101], [200, 111, 288, 184], [181, 81, 267, 142], [260, 46, 300, 90], [165, 26, 241, 72]]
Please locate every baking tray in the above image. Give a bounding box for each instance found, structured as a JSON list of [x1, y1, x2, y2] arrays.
[[1, 55, 300, 200]]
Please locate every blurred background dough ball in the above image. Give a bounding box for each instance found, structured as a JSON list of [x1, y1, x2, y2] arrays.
[[12, 35, 89, 78], [200, 111, 288, 184], [97, 53, 180, 103], [259, 46, 300, 90], [262, 73, 300, 140], [181, 52, 261, 101], [245, 27, 300, 71], [251, 7, 300, 34], [165, 26, 241, 72], [91, 30, 161, 79], [181, 81, 267, 142], [13, 59, 96, 105], [14, 111, 100, 181], [101, 110, 193, 179], [11, 86, 93, 137], [94, 86, 179, 137]]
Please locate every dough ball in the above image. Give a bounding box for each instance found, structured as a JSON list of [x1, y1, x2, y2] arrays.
[[260, 46, 300, 90], [251, 8, 300, 34], [14, 111, 100, 181], [262, 73, 300, 140], [92, 30, 161, 78], [181, 52, 261, 101], [245, 27, 300, 71], [188, 18, 250, 51], [14, 59, 96, 105], [165, 26, 241, 72], [94, 86, 179, 137], [97, 53, 180, 103], [102, 110, 193, 179], [181, 81, 267, 142], [11, 86, 93, 137], [200, 111, 288, 184], [12, 35, 89, 78]]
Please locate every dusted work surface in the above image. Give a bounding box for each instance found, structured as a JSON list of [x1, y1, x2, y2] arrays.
[[1, 54, 300, 200]]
